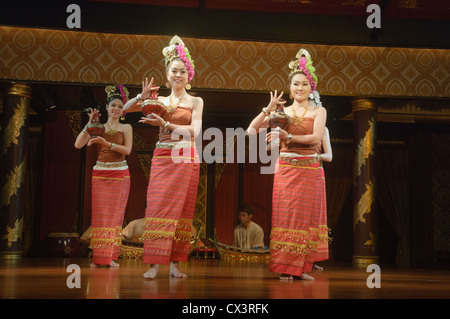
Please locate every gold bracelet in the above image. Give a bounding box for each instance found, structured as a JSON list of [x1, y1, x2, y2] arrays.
[[110, 142, 116, 150], [262, 107, 270, 116]]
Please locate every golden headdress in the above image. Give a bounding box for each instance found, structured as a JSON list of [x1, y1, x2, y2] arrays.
[[162, 35, 195, 83], [105, 84, 129, 103], [288, 49, 318, 91], [289, 49, 321, 106]]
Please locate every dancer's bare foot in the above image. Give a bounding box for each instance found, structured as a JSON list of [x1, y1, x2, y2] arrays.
[[301, 273, 315, 281], [313, 264, 323, 271], [170, 262, 187, 278], [110, 261, 120, 267], [279, 274, 293, 280], [90, 263, 98, 268], [143, 264, 159, 279]]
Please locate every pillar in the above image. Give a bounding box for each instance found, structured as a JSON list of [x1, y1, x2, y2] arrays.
[[352, 98, 378, 268], [0, 83, 32, 260]]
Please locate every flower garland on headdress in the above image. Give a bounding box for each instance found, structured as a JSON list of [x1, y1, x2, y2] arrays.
[[105, 84, 129, 103], [289, 49, 322, 107], [289, 49, 318, 91], [163, 35, 195, 83]]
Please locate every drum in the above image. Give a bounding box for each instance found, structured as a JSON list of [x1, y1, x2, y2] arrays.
[[46, 232, 80, 258]]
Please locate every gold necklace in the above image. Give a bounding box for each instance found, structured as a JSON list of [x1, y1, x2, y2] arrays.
[[166, 93, 185, 113], [105, 121, 119, 135], [291, 105, 308, 124]]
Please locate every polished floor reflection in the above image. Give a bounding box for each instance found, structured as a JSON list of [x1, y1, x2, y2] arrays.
[[1, 258, 449, 299]]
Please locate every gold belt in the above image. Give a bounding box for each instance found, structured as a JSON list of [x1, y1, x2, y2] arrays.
[[95, 160, 127, 168], [155, 141, 195, 149], [280, 155, 320, 166]]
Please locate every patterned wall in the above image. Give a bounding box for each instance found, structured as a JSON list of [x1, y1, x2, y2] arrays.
[[1, 26, 449, 98]]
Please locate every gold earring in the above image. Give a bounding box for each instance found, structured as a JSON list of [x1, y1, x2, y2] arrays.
[[120, 115, 125, 121], [166, 82, 171, 88], [186, 83, 191, 90]]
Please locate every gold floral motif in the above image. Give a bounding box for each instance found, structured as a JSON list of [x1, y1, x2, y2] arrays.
[[354, 117, 375, 176], [2, 97, 29, 156], [65, 110, 82, 139], [1, 218, 24, 247], [0, 158, 27, 208], [353, 180, 375, 230], [364, 231, 376, 252]]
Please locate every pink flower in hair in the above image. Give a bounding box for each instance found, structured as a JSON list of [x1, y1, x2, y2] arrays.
[[176, 44, 195, 83], [117, 84, 129, 103], [298, 57, 317, 91]]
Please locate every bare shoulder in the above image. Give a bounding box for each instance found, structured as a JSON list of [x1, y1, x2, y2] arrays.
[[315, 105, 327, 116], [191, 95, 204, 110], [121, 123, 133, 132]]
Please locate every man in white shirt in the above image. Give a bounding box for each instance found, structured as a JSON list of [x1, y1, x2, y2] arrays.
[[233, 204, 265, 249]]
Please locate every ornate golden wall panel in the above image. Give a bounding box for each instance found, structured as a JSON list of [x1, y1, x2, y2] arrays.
[[1, 26, 449, 98]]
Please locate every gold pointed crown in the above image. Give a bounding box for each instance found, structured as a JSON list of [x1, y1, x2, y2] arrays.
[[162, 35, 195, 82], [288, 48, 318, 91], [105, 84, 129, 103]]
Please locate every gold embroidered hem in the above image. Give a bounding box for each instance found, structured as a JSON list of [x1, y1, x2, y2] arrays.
[[89, 227, 117, 249], [270, 227, 319, 257], [140, 218, 191, 242]]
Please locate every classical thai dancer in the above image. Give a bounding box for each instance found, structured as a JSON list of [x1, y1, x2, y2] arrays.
[[248, 49, 328, 280], [75, 85, 132, 268], [123, 36, 203, 278]]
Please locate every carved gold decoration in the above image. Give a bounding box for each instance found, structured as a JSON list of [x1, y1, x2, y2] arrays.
[[1, 97, 29, 156], [354, 117, 376, 177], [341, 0, 366, 6], [7, 84, 32, 99], [364, 231, 376, 253], [352, 255, 379, 267], [65, 110, 82, 138], [398, 0, 418, 9], [353, 180, 375, 230], [352, 98, 376, 112], [0, 158, 27, 208], [1, 217, 24, 247]]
